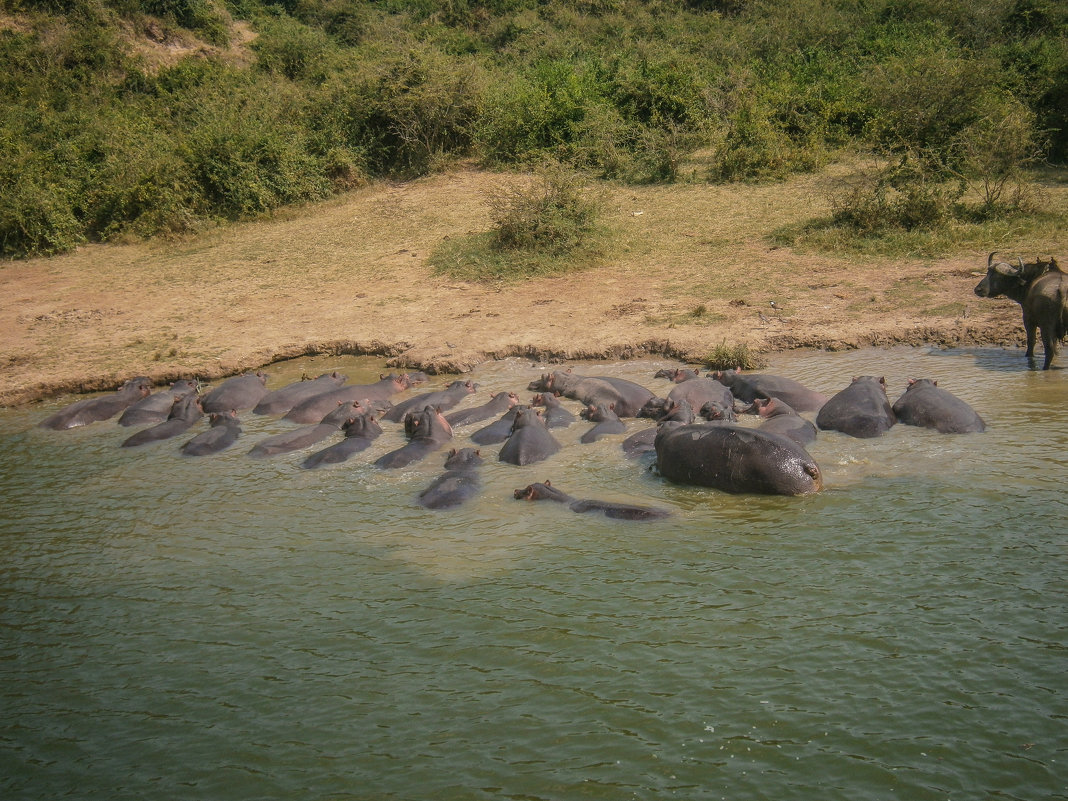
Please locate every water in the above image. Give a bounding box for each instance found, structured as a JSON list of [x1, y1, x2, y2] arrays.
[[1, 348, 1065, 801]]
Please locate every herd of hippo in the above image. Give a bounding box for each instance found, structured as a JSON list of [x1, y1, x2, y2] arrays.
[[38, 357, 989, 520]]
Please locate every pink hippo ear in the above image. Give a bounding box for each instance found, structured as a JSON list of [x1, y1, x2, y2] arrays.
[[544, 479, 552, 486], [907, 378, 917, 387]]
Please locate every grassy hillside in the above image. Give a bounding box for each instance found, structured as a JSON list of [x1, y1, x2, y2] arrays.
[[1, 0, 1065, 259]]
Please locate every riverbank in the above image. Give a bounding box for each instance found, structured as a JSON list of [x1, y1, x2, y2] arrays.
[[0, 166, 1056, 406]]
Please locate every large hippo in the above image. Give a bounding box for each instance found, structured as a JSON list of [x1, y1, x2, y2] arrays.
[[181, 410, 241, 456], [200, 372, 270, 413], [383, 380, 478, 423], [531, 392, 576, 428], [417, 448, 485, 509], [300, 412, 383, 468], [528, 370, 654, 417], [375, 406, 453, 469], [579, 403, 625, 443], [514, 481, 670, 521], [816, 376, 896, 438], [444, 391, 519, 428], [121, 393, 204, 447], [118, 379, 200, 427], [498, 407, 561, 466], [751, 397, 817, 446], [891, 379, 986, 434], [655, 423, 823, 495], [248, 401, 361, 458], [252, 371, 348, 416], [283, 373, 412, 424], [710, 368, 829, 413], [39, 376, 152, 430]]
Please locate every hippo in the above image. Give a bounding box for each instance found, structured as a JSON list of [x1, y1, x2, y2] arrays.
[[181, 410, 241, 456], [121, 393, 204, 447], [530, 392, 577, 428], [891, 379, 986, 434], [252, 371, 348, 416], [417, 448, 485, 509], [498, 407, 561, 466], [300, 412, 384, 468], [445, 391, 520, 428], [974, 253, 1067, 369], [665, 375, 734, 414], [383, 380, 479, 423], [470, 405, 524, 445], [579, 403, 625, 443], [622, 399, 696, 459], [200, 372, 270, 413], [751, 397, 817, 446], [118, 379, 200, 427], [816, 376, 896, 438], [655, 423, 823, 495], [699, 399, 737, 422], [528, 370, 654, 417], [654, 367, 701, 382], [514, 481, 670, 521], [283, 373, 412, 424], [248, 401, 362, 458], [710, 368, 829, 413], [375, 406, 453, 469], [39, 376, 153, 430]]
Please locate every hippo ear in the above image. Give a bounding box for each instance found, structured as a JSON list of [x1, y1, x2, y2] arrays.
[[544, 479, 552, 486], [907, 378, 917, 387]]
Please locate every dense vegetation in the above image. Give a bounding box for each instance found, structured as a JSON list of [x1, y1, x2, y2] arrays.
[[1, 0, 1065, 258]]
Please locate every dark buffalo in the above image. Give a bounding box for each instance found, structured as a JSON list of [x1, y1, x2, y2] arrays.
[[121, 393, 204, 447], [418, 448, 485, 509], [181, 410, 241, 456], [300, 412, 383, 468], [39, 376, 152, 430], [498, 407, 560, 466], [816, 376, 896, 439], [514, 480, 670, 521], [974, 252, 1067, 369], [253, 371, 348, 416], [118, 379, 200, 427], [655, 423, 822, 495], [891, 379, 985, 434]]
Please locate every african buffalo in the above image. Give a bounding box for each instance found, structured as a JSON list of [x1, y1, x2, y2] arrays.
[[974, 252, 1067, 370]]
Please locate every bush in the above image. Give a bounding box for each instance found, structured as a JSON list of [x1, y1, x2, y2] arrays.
[[489, 163, 601, 254]]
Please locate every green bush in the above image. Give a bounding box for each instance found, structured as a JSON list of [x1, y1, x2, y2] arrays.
[[489, 163, 601, 254]]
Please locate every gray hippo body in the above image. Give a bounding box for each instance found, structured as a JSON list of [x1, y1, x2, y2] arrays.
[[383, 380, 478, 423], [471, 405, 524, 445], [375, 406, 453, 469], [284, 374, 411, 424], [666, 376, 734, 415], [655, 422, 822, 495], [301, 412, 383, 468], [528, 370, 654, 417], [40, 377, 152, 430], [253, 371, 348, 416], [445, 391, 519, 428], [499, 407, 561, 466], [514, 481, 670, 521], [181, 410, 241, 456], [579, 403, 625, 443], [891, 379, 986, 434], [622, 399, 696, 459], [418, 448, 485, 509], [121, 393, 204, 447], [531, 392, 577, 428], [200, 372, 270, 413], [118, 379, 200, 427], [816, 376, 896, 438], [752, 397, 817, 446], [711, 369, 829, 413], [249, 401, 361, 458]]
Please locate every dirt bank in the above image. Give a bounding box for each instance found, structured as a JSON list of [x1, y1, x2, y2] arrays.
[[0, 167, 1047, 406]]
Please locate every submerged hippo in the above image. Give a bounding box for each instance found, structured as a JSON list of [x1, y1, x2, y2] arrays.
[[499, 407, 561, 466], [471, 405, 524, 445], [514, 481, 670, 521], [418, 448, 485, 509], [249, 401, 361, 458], [200, 372, 270, 413], [39, 376, 152, 430], [891, 379, 986, 434], [383, 380, 478, 423], [284, 373, 411, 424], [528, 370, 654, 417], [622, 399, 696, 459], [530, 392, 577, 428], [751, 397, 817, 447], [579, 403, 625, 443], [375, 406, 453, 469], [655, 423, 823, 495], [118, 379, 200, 427], [253, 371, 348, 416], [445, 391, 519, 428], [300, 412, 383, 468], [710, 368, 829, 413], [816, 376, 896, 438], [181, 410, 241, 456], [121, 393, 204, 447]]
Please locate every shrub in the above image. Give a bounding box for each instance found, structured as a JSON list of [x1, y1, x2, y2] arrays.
[[489, 163, 601, 254]]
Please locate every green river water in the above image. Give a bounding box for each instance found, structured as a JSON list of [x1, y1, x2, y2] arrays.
[[1, 347, 1064, 800]]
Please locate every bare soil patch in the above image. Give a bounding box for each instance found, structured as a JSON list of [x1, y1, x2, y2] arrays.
[[1, 166, 1061, 406]]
